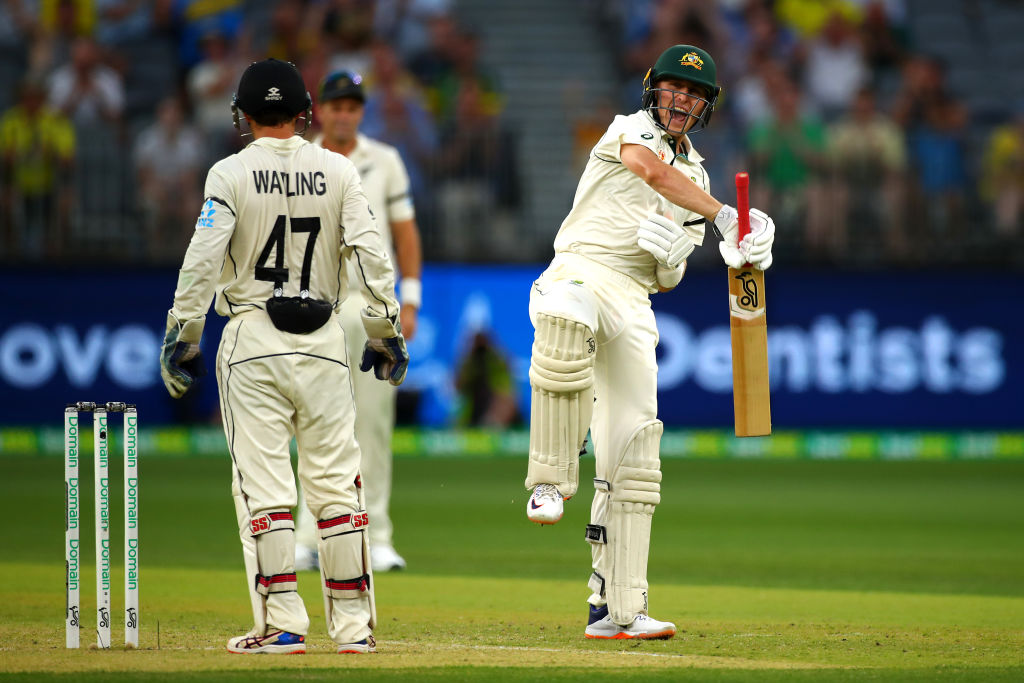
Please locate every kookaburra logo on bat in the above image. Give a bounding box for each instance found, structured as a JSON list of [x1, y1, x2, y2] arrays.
[[734, 272, 759, 310]]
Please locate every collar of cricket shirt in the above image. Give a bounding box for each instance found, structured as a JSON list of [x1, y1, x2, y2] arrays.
[[250, 135, 307, 150], [662, 132, 704, 164]]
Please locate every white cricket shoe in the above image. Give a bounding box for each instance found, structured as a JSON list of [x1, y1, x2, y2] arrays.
[[294, 543, 319, 572], [338, 634, 376, 654], [227, 629, 306, 654], [584, 604, 676, 640], [370, 544, 407, 572], [527, 483, 564, 525]]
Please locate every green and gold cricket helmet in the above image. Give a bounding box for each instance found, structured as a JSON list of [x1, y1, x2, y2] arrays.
[[642, 44, 721, 132]]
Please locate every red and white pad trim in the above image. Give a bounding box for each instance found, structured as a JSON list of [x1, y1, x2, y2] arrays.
[[317, 510, 369, 539], [249, 510, 295, 536]]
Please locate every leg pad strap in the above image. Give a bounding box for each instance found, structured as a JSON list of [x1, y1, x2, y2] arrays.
[[325, 574, 371, 599], [255, 573, 298, 595]]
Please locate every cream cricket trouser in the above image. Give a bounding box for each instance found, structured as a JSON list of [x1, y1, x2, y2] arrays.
[[218, 309, 370, 642], [295, 295, 397, 550], [529, 252, 662, 622]]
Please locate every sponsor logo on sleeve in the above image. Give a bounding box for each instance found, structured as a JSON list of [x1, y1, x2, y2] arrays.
[[196, 199, 216, 228]]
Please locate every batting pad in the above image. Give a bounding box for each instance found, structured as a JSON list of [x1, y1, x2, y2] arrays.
[[525, 313, 596, 498], [318, 511, 374, 644], [586, 420, 663, 626], [251, 510, 309, 635]]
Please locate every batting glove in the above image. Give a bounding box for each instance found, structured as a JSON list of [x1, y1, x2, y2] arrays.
[[714, 204, 775, 271], [160, 312, 206, 398], [360, 314, 410, 386], [637, 213, 695, 269], [741, 210, 775, 270]]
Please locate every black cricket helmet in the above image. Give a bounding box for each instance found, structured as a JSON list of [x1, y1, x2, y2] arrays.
[[642, 45, 721, 133], [231, 58, 312, 134]]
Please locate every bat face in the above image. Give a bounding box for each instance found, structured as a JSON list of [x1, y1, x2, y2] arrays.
[[729, 172, 771, 437], [729, 265, 771, 436]]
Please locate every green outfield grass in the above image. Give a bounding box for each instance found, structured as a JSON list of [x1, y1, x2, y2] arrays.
[[2, 455, 1022, 681]]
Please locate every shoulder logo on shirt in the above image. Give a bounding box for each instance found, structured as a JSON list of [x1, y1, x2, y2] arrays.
[[196, 199, 216, 228], [641, 132, 654, 140], [679, 52, 704, 70], [266, 87, 283, 102], [659, 150, 667, 161]]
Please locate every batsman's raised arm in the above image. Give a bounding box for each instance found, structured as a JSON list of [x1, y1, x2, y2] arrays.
[[620, 142, 776, 271], [620, 143, 722, 221]]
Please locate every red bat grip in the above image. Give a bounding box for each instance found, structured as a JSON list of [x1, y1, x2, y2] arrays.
[[735, 172, 751, 241]]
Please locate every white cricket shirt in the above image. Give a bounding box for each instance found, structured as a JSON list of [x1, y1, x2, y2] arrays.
[[553, 109, 710, 292], [171, 135, 399, 323], [313, 132, 415, 278]]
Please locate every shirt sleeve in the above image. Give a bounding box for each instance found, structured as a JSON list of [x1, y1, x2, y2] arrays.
[[592, 114, 659, 162], [384, 148, 415, 223], [170, 163, 237, 322], [340, 162, 400, 321]]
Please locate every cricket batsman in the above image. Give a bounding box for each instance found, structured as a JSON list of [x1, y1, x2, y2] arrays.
[[293, 70, 423, 573], [524, 45, 776, 639], [159, 59, 409, 654]]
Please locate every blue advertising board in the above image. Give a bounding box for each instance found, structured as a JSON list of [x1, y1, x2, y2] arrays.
[[0, 267, 1019, 428]]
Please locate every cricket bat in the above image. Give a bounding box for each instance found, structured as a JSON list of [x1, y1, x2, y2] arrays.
[[728, 172, 772, 437]]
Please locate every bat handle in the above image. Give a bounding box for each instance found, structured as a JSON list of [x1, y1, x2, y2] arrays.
[[735, 172, 751, 241]]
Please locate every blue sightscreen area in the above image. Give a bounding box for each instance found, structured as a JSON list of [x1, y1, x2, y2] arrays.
[[0, 266, 1019, 428]]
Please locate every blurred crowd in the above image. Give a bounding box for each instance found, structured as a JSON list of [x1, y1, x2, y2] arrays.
[[593, 0, 1024, 267], [0, 0, 519, 263], [1, 0, 1021, 267]]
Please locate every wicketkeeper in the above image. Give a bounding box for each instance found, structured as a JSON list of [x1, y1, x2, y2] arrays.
[[524, 45, 776, 639], [159, 59, 409, 655]]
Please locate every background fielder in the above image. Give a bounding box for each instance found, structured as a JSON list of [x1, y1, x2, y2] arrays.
[[294, 70, 423, 573], [523, 44, 775, 640], [159, 58, 409, 655]]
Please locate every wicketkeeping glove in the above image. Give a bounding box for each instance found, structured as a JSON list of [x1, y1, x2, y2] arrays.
[[714, 204, 775, 270], [160, 312, 206, 398], [637, 213, 696, 269], [360, 314, 410, 386]]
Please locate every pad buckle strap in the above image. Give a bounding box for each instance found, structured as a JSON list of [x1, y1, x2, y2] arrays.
[[325, 574, 371, 599], [255, 572, 298, 595], [588, 571, 606, 598], [593, 478, 611, 492]]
